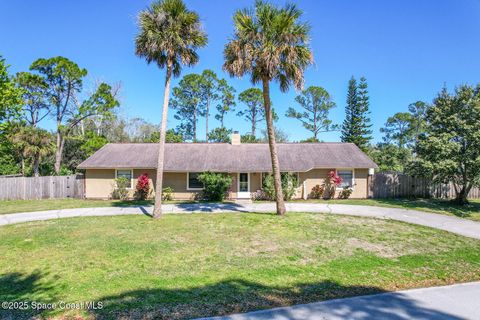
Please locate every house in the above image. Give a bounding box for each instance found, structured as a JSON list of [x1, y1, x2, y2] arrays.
[[77, 132, 378, 200]]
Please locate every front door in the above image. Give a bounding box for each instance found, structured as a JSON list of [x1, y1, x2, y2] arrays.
[[237, 173, 250, 198]]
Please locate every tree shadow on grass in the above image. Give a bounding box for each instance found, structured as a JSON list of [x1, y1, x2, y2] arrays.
[[110, 200, 154, 207], [87, 279, 462, 320], [0, 273, 464, 320], [0, 271, 59, 320]]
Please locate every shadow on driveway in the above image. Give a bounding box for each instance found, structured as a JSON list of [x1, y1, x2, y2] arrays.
[[174, 202, 248, 213]]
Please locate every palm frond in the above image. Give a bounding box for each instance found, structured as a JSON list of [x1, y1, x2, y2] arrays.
[[135, 0, 207, 75], [223, 0, 313, 90]]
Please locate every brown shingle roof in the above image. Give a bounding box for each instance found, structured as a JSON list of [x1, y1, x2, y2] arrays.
[[77, 142, 378, 172]]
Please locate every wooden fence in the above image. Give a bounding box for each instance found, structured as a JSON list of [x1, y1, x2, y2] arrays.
[[371, 172, 480, 199], [0, 174, 85, 200]]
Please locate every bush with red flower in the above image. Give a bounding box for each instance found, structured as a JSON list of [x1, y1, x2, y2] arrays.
[[323, 170, 342, 199], [134, 173, 151, 200]]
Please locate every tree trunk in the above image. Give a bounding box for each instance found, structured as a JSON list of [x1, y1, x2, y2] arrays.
[[21, 158, 25, 176], [193, 110, 197, 142], [33, 156, 40, 177], [262, 78, 286, 215], [252, 118, 256, 136], [54, 129, 64, 175], [153, 62, 173, 218], [454, 183, 472, 205], [252, 109, 256, 137], [206, 98, 209, 142]]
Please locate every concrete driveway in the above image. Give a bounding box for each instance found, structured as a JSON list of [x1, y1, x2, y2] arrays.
[[199, 282, 480, 320], [2, 202, 478, 239]]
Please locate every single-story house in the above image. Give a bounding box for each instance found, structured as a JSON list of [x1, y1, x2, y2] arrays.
[[77, 132, 378, 200]]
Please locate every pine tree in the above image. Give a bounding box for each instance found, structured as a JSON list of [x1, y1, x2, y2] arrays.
[[355, 76, 373, 148], [341, 77, 357, 143], [341, 76, 372, 151]]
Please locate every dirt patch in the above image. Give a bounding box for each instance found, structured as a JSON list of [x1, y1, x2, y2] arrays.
[[347, 238, 399, 258]]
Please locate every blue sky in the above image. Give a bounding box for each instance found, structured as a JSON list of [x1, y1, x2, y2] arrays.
[[1, 0, 479, 142]]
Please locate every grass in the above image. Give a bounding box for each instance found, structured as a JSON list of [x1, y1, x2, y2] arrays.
[[1, 212, 480, 319], [0, 198, 176, 215], [294, 198, 480, 221]]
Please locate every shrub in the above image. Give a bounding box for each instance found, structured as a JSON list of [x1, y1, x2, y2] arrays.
[[112, 177, 129, 200], [338, 186, 353, 199], [134, 173, 150, 200], [197, 172, 232, 201], [323, 170, 342, 199], [262, 173, 299, 201], [310, 184, 324, 199], [162, 186, 174, 201]]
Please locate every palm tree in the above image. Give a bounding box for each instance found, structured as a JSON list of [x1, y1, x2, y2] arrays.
[[223, 1, 313, 215], [135, 0, 207, 218], [9, 126, 54, 177]]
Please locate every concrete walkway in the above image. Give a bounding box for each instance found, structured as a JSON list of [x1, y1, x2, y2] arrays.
[[1, 202, 479, 239], [199, 281, 480, 320]]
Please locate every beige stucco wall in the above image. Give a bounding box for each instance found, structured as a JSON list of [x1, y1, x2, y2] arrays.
[[85, 169, 116, 199], [298, 168, 369, 199], [84, 168, 370, 200], [85, 169, 201, 200], [133, 170, 202, 200]]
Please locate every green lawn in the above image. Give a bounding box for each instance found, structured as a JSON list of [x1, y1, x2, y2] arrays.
[[1, 213, 480, 319], [0, 198, 163, 215]]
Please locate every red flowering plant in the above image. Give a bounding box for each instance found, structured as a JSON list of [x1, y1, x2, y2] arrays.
[[134, 173, 151, 200], [323, 170, 342, 199]]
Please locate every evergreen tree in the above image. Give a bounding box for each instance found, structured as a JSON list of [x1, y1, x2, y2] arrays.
[[341, 76, 372, 151], [207, 127, 232, 143], [341, 77, 357, 143], [286, 86, 337, 140], [356, 77, 373, 146], [170, 73, 204, 141]]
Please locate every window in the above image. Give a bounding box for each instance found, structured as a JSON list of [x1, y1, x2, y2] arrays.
[[116, 169, 132, 188], [187, 172, 203, 190], [337, 170, 353, 188]]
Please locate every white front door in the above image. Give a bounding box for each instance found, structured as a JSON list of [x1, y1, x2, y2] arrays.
[[237, 173, 250, 198]]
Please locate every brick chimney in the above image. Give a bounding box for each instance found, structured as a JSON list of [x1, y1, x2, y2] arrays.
[[231, 131, 241, 145]]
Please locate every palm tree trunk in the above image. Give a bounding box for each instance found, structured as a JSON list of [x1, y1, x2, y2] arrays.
[[153, 62, 173, 218], [262, 78, 286, 215]]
